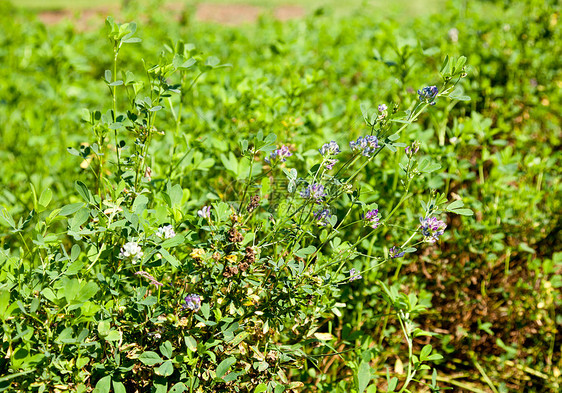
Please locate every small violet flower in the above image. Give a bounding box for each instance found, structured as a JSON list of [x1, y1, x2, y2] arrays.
[[300, 183, 326, 203], [135, 270, 164, 287], [364, 209, 380, 229], [197, 205, 211, 219], [350, 135, 380, 157], [319, 141, 341, 156], [349, 268, 362, 282], [156, 225, 176, 239], [405, 141, 420, 157], [119, 241, 143, 264], [378, 104, 387, 112], [417, 86, 439, 105], [419, 216, 447, 243], [265, 145, 292, 164], [183, 294, 202, 312], [389, 246, 405, 259], [314, 208, 333, 226], [324, 158, 338, 170]]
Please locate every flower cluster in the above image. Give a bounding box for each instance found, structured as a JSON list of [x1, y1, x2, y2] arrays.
[[182, 294, 201, 312], [364, 209, 380, 229], [300, 183, 326, 203], [349, 268, 362, 282], [378, 104, 388, 112], [419, 216, 447, 243], [319, 141, 340, 156], [198, 205, 211, 219], [156, 225, 176, 239], [119, 241, 143, 264], [350, 135, 380, 157], [389, 246, 405, 259], [319, 141, 340, 170], [405, 141, 420, 157], [417, 85, 439, 105], [135, 270, 164, 287], [314, 208, 333, 226], [265, 145, 292, 164]]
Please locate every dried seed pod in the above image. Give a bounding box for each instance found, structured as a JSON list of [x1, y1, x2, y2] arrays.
[[228, 227, 244, 243], [223, 265, 239, 278], [247, 195, 260, 213], [238, 261, 250, 272], [243, 246, 256, 265]]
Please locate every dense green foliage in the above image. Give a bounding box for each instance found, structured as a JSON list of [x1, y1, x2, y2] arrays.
[[0, 0, 560, 392]]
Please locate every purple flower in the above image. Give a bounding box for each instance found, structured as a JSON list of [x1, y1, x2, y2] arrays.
[[350, 135, 380, 157], [265, 145, 292, 164], [363, 209, 380, 229], [319, 141, 340, 156], [324, 158, 338, 170], [135, 270, 164, 287], [378, 104, 388, 112], [405, 141, 420, 156], [419, 216, 447, 243], [389, 246, 405, 259], [314, 208, 333, 226], [349, 268, 362, 282], [183, 294, 202, 312], [417, 86, 439, 105], [197, 205, 211, 219], [300, 183, 326, 203]]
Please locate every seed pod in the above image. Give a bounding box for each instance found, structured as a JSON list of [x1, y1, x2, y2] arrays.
[[247, 195, 260, 212]]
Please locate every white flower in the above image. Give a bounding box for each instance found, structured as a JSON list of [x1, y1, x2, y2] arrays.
[[120, 241, 143, 264], [156, 225, 176, 239]]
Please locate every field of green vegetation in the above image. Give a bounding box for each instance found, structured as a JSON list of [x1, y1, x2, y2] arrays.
[[0, 0, 560, 392]]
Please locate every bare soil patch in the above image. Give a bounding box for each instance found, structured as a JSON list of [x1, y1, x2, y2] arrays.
[[38, 3, 305, 28], [195, 4, 262, 25]]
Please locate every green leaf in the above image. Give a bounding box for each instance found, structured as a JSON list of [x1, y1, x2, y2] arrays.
[[228, 331, 249, 346], [449, 93, 471, 101], [0, 206, 16, 229], [519, 243, 536, 254], [59, 203, 85, 216], [74, 281, 99, 303], [155, 360, 174, 376], [294, 246, 316, 258], [452, 208, 473, 216], [98, 320, 111, 337], [93, 376, 111, 393], [254, 383, 267, 393], [112, 381, 126, 393], [70, 244, 81, 262], [387, 376, 398, 391], [0, 290, 11, 321], [138, 351, 163, 366], [184, 336, 197, 352], [38, 188, 52, 210], [105, 330, 121, 342], [446, 200, 464, 210], [161, 235, 185, 248], [216, 356, 237, 379], [205, 56, 220, 67], [75, 181, 92, 203], [201, 303, 210, 320], [169, 382, 188, 393], [160, 341, 173, 359], [357, 360, 372, 393], [159, 248, 180, 268], [420, 344, 432, 361]]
